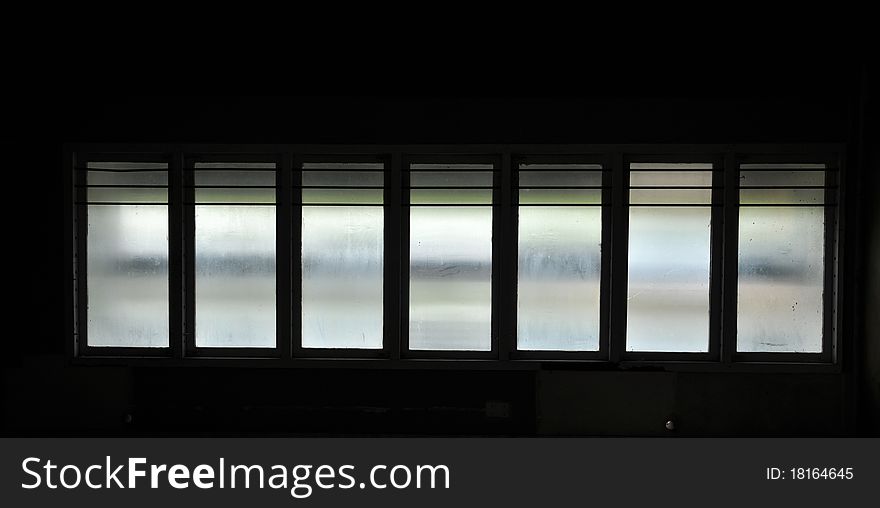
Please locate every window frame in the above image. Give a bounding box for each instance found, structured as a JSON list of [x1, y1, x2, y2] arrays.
[[294, 153, 392, 359], [509, 153, 611, 361], [73, 150, 176, 359], [65, 143, 845, 372], [617, 153, 725, 362], [728, 153, 840, 364], [184, 152, 285, 359], [401, 154, 503, 360]]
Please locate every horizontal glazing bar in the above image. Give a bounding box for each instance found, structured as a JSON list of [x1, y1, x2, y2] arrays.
[[410, 163, 494, 170], [193, 162, 276, 169], [630, 163, 713, 170], [740, 163, 827, 169], [518, 163, 603, 170], [302, 162, 384, 170], [87, 162, 168, 170]]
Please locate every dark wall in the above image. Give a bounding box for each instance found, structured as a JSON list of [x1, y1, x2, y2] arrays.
[[5, 67, 877, 436], [860, 67, 880, 435]]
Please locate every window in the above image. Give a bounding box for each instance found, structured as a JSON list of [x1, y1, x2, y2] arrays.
[[736, 163, 834, 355], [192, 161, 276, 348], [300, 162, 384, 349], [69, 145, 842, 369], [625, 162, 716, 353], [407, 162, 495, 352], [81, 160, 169, 348], [516, 162, 604, 351]]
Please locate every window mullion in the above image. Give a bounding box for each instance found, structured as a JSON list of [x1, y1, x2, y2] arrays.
[[386, 152, 402, 360], [608, 150, 627, 363], [278, 152, 293, 360], [291, 153, 303, 358], [721, 150, 739, 364], [169, 149, 185, 359]]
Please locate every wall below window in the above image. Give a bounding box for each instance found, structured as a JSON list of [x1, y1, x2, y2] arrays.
[[2, 362, 847, 436]]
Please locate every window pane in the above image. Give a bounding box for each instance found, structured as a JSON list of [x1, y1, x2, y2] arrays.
[[409, 206, 492, 350], [519, 188, 601, 205], [739, 188, 825, 205], [629, 188, 711, 205], [302, 171, 384, 187], [87, 171, 167, 186], [194, 188, 276, 204], [630, 171, 712, 187], [302, 206, 383, 348], [195, 206, 276, 347], [87, 187, 168, 203], [518, 170, 602, 187], [87, 205, 169, 347], [410, 171, 493, 187], [302, 188, 383, 205], [410, 189, 492, 205], [626, 207, 711, 352], [739, 170, 825, 187], [518, 206, 601, 350], [193, 170, 275, 186], [737, 206, 824, 352]]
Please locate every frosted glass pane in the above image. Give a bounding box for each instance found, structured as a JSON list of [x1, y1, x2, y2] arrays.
[[195, 205, 276, 347], [739, 170, 825, 187], [518, 207, 601, 351], [410, 189, 492, 204], [737, 206, 825, 352], [87, 205, 169, 347], [88, 188, 168, 203], [194, 188, 276, 204], [627, 207, 711, 352], [519, 189, 601, 205], [518, 171, 602, 187], [409, 207, 492, 351], [629, 188, 712, 205], [410, 171, 493, 187], [739, 189, 825, 205], [87, 171, 167, 186], [630, 171, 712, 187], [193, 170, 275, 186], [302, 171, 383, 187], [302, 206, 383, 348], [302, 188, 383, 204]]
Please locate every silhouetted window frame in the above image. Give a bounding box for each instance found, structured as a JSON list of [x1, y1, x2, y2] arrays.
[[65, 143, 845, 372]]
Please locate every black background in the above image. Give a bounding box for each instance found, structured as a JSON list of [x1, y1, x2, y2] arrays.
[[4, 55, 878, 437]]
